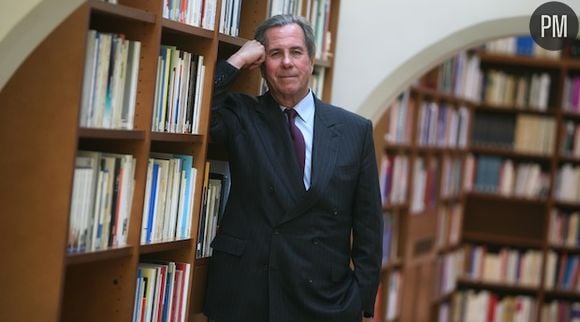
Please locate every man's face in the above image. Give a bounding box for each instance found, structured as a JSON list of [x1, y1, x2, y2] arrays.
[[262, 23, 314, 107]]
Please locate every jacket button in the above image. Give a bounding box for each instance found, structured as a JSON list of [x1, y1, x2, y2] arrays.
[[333, 209, 339, 215], [312, 239, 319, 245], [308, 279, 313, 284], [273, 230, 280, 235], [269, 186, 274, 193]]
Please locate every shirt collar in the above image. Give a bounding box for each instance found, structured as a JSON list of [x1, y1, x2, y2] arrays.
[[280, 90, 315, 124]]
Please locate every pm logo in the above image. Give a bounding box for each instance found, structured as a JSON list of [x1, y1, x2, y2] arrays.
[[529, 1, 579, 50]]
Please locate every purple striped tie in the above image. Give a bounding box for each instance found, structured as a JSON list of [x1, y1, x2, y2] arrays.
[[284, 109, 305, 175]]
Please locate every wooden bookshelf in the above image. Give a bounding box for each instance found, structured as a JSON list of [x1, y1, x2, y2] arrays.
[[0, 1, 342, 322], [375, 39, 580, 322]]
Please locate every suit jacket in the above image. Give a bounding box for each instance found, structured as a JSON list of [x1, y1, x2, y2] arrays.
[[204, 61, 383, 322]]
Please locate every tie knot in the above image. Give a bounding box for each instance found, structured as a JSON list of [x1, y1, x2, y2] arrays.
[[285, 108, 298, 120]]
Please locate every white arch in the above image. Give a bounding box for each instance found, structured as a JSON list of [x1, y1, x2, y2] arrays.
[[0, 0, 84, 92], [359, 16, 530, 123]]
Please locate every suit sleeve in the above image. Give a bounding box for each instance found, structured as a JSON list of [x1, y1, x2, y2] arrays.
[[210, 60, 242, 145], [351, 119, 383, 315]]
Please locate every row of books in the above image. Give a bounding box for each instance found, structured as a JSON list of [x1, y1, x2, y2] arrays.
[[415, 102, 470, 148], [152, 47, 205, 134], [440, 156, 464, 199], [549, 209, 580, 247], [385, 90, 414, 144], [471, 112, 556, 155], [310, 66, 326, 99], [308, 0, 332, 61], [196, 160, 231, 258], [439, 291, 536, 322], [436, 248, 464, 296], [562, 121, 580, 157], [562, 76, 580, 113], [140, 154, 197, 244], [541, 301, 580, 322], [545, 252, 580, 291], [554, 164, 580, 203], [437, 51, 483, 102], [379, 154, 409, 206], [218, 0, 243, 37], [435, 204, 462, 249], [410, 157, 439, 214], [163, 0, 217, 30], [483, 35, 561, 59], [381, 212, 399, 265], [466, 155, 550, 199], [268, 0, 302, 16], [80, 30, 141, 130], [513, 115, 556, 155], [68, 151, 136, 253], [463, 244, 543, 287], [133, 261, 191, 322], [482, 70, 552, 111]]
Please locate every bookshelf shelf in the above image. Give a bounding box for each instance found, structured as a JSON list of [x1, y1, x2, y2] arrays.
[[466, 191, 548, 206], [78, 128, 146, 140], [88, 0, 156, 23], [384, 144, 412, 153], [314, 58, 333, 68], [150, 132, 204, 143], [475, 104, 557, 116], [456, 278, 540, 296], [66, 245, 134, 266], [218, 33, 248, 47], [554, 200, 580, 208], [548, 244, 580, 253], [479, 52, 562, 69], [469, 145, 553, 162], [559, 155, 580, 163], [139, 239, 194, 254], [161, 19, 215, 39], [383, 203, 409, 212], [544, 289, 580, 300], [562, 111, 580, 120], [462, 231, 543, 249], [411, 85, 477, 107], [381, 258, 403, 272]]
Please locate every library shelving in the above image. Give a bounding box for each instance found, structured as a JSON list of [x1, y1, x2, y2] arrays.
[[374, 37, 580, 322], [0, 1, 341, 322]]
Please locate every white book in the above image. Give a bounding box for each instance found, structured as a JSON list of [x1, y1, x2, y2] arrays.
[[122, 40, 141, 129]]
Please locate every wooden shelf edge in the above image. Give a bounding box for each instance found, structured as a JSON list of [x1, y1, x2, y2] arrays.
[[66, 245, 134, 265], [139, 238, 193, 254], [88, 0, 156, 23], [218, 34, 249, 47], [479, 52, 562, 69], [162, 19, 214, 39], [457, 277, 540, 295], [462, 231, 543, 248], [466, 191, 548, 205], [469, 145, 553, 161], [78, 127, 146, 140], [475, 103, 557, 116], [150, 132, 204, 143], [410, 85, 478, 107]]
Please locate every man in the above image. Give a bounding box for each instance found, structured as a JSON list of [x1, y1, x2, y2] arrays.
[[204, 14, 382, 322]]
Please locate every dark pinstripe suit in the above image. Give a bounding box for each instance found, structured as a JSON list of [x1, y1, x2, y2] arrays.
[[203, 61, 383, 322]]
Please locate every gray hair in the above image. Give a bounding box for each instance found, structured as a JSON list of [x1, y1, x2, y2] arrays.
[[254, 14, 316, 59]]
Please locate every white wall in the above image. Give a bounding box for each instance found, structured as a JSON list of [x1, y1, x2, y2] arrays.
[[332, 0, 580, 122]]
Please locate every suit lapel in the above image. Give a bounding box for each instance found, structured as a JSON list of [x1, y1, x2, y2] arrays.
[[253, 93, 305, 205], [278, 98, 339, 224]]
